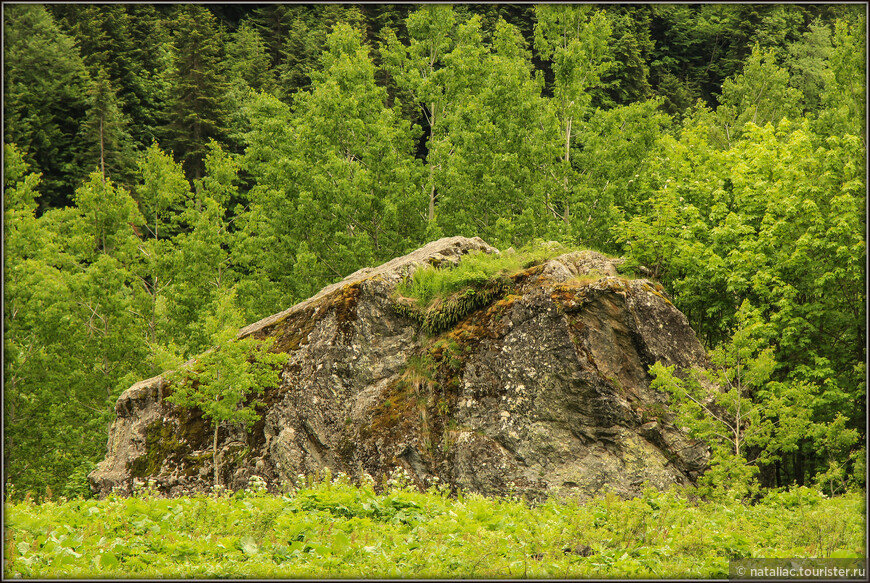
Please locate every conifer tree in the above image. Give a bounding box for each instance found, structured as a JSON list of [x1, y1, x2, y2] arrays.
[[225, 19, 276, 94], [164, 4, 230, 180], [4, 4, 91, 209], [79, 67, 137, 185], [48, 4, 173, 171]]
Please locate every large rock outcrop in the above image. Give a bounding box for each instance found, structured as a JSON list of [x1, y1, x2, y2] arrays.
[[90, 236, 710, 499]]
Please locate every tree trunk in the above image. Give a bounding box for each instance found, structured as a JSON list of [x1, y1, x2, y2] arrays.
[[564, 117, 572, 164], [99, 116, 106, 183], [428, 167, 436, 223], [563, 192, 570, 225], [428, 103, 437, 223], [149, 274, 157, 346], [213, 424, 220, 488], [562, 117, 572, 225]]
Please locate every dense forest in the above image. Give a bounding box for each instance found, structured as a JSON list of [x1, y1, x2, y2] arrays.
[[3, 3, 865, 502]]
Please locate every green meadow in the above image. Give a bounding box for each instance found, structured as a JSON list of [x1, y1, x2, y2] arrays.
[[4, 475, 864, 578]]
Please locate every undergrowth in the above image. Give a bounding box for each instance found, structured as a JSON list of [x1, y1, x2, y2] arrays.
[[4, 473, 865, 578], [395, 241, 576, 307], [392, 242, 594, 335]]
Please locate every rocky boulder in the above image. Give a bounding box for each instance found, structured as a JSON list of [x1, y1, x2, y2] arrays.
[[89, 236, 710, 499]]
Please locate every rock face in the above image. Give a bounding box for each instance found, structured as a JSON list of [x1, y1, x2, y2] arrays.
[[90, 236, 710, 499]]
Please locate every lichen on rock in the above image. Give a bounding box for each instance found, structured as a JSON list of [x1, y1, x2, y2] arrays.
[[89, 236, 710, 499]]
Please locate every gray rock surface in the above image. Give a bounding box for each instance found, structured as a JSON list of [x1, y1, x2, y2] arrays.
[[90, 236, 710, 499]]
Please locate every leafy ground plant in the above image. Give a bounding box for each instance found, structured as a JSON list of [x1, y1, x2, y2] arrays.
[[4, 475, 864, 578]]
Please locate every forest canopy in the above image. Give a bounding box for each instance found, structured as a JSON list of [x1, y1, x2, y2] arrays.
[[3, 3, 865, 500]]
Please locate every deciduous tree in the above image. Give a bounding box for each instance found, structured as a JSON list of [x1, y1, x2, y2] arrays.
[[166, 291, 288, 487]]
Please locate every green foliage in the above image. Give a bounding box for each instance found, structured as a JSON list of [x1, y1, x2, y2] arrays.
[[3, 2, 864, 500], [815, 14, 866, 138], [80, 67, 138, 185], [4, 4, 91, 208], [4, 149, 154, 501], [238, 21, 426, 320], [4, 482, 864, 578], [48, 4, 173, 154], [223, 19, 278, 149], [699, 44, 803, 148], [568, 98, 674, 249], [135, 142, 190, 242], [645, 4, 805, 116], [651, 303, 795, 501], [619, 117, 864, 488], [534, 5, 614, 124], [533, 5, 614, 241], [431, 16, 560, 246], [225, 19, 277, 95], [597, 6, 655, 107], [166, 331, 283, 434], [73, 172, 144, 262], [163, 4, 230, 180], [785, 20, 833, 113], [292, 22, 426, 269], [395, 245, 569, 307], [394, 278, 512, 336], [164, 142, 241, 354], [392, 244, 596, 334], [165, 290, 289, 486], [271, 4, 366, 99]]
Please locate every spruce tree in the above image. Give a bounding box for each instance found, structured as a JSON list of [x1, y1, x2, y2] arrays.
[[79, 67, 138, 185], [164, 4, 230, 180], [4, 4, 91, 210]]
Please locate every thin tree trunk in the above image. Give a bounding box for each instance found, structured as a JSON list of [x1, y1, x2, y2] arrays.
[[149, 274, 157, 346], [428, 171, 436, 223], [213, 424, 219, 488], [194, 119, 203, 181], [562, 117, 572, 225], [99, 116, 106, 183], [428, 104, 437, 222], [563, 192, 570, 224], [564, 117, 572, 164]]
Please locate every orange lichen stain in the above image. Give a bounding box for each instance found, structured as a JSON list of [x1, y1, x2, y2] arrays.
[[269, 307, 318, 352], [641, 282, 673, 305], [509, 263, 547, 288], [266, 282, 363, 353]]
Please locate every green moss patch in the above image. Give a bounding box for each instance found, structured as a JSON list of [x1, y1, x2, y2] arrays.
[[128, 420, 188, 478], [393, 277, 512, 335]]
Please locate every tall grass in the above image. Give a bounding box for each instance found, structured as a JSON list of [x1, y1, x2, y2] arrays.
[[397, 242, 576, 306]]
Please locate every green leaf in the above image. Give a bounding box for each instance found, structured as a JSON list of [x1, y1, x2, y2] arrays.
[[332, 530, 350, 554], [100, 551, 120, 568], [240, 536, 259, 556]]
